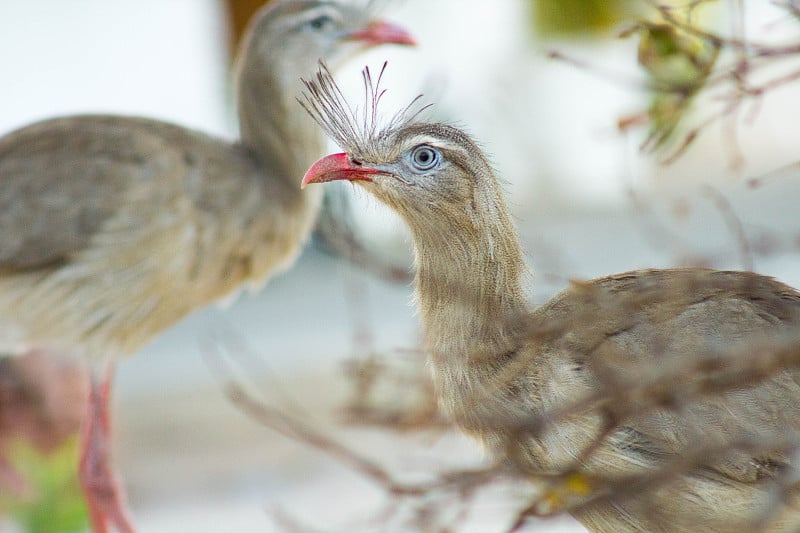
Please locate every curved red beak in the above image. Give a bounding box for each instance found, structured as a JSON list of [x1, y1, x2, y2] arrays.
[[301, 153, 380, 189], [345, 21, 415, 46]]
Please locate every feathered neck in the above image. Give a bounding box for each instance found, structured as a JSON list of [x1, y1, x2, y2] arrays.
[[411, 180, 530, 367], [405, 178, 531, 428], [236, 49, 326, 185]]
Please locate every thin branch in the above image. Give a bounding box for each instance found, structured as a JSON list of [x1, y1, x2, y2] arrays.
[[654, 2, 800, 56], [701, 185, 754, 271]]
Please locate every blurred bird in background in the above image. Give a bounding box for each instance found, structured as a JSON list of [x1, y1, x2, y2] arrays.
[[0, 1, 413, 531]]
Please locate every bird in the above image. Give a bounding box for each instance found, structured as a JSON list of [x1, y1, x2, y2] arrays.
[[299, 64, 800, 532], [0, 3, 413, 532]]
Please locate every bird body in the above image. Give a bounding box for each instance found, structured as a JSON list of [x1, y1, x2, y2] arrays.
[[0, 115, 311, 358], [301, 66, 800, 532]]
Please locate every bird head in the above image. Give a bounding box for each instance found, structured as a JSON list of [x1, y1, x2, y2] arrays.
[[239, 1, 415, 76], [299, 64, 500, 229], [300, 63, 529, 364]]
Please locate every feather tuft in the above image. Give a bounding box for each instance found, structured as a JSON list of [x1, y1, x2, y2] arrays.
[[299, 61, 430, 159]]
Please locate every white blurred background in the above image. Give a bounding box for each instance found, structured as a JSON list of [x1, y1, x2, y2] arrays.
[[1, 1, 799, 532]]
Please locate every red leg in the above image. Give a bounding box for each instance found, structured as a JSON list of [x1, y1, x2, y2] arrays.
[[78, 362, 136, 533]]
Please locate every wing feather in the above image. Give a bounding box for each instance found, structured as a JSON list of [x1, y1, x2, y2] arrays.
[[535, 268, 800, 482]]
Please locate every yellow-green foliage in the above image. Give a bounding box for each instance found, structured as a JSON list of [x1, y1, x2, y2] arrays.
[[0, 438, 88, 533], [532, 0, 637, 37], [633, 20, 720, 151]]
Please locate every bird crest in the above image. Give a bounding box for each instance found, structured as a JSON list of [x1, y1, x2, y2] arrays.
[[299, 61, 430, 159]]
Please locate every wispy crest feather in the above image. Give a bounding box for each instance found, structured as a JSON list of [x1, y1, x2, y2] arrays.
[[299, 61, 430, 159]]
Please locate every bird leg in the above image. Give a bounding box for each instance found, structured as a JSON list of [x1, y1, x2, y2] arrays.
[[78, 362, 135, 533]]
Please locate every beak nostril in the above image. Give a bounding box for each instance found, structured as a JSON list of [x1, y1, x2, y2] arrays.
[[351, 158, 363, 166]]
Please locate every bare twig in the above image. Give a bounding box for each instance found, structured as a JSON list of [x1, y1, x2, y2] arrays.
[[553, 1, 800, 166], [700, 185, 754, 270]]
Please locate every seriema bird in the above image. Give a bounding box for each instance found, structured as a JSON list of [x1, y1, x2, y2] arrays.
[[299, 64, 800, 532], [0, 3, 413, 532]]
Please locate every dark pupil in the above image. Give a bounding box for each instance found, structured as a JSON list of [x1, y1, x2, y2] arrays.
[[417, 150, 431, 164], [309, 16, 329, 29]]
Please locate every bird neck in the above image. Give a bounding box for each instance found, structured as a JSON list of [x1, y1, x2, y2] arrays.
[[412, 188, 530, 371], [407, 185, 533, 431], [236, 55, 326, 187]]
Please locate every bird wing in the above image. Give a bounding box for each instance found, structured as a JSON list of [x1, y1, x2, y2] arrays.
[[0, 115, 196, 269], [0, 115, 278, 355], [0, 115, 264, 271], [536, 268, 800, 482]]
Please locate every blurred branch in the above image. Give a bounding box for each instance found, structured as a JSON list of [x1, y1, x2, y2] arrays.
[[548, 0, 800, 167], [340, 351, 447, 432], [654, 2, 800, 56], [700, 185, 754, 270], [747, 159, 800, 187], [210, 307, 800, 531]]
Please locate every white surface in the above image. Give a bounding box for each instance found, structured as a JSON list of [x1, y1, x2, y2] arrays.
[[0, 0, 232, 137]]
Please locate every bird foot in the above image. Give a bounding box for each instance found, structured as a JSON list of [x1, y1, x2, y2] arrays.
[[79, 365, 136, 533]]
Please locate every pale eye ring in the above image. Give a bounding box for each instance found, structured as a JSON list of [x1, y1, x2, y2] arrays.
[[410, 145, 440, 171]]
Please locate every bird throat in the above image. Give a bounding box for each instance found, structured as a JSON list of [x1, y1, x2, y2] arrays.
[[237, 65, 326, 187], [412, 210, 529, 367], [412, 220, 530, 431]]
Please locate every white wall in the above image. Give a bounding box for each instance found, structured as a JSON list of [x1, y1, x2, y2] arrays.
[[0, 0, 232, 137]]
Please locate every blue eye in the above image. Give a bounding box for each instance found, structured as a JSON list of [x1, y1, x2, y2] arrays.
[[410, 145, 440, 171]]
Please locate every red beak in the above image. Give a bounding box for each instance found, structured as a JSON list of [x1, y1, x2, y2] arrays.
[[301, 153, 380, 189], [345, 21, 416, 46]]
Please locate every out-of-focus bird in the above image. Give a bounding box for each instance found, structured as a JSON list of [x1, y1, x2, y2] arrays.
[[300, 64, 800, 532], [0, 3, 413, 531]]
